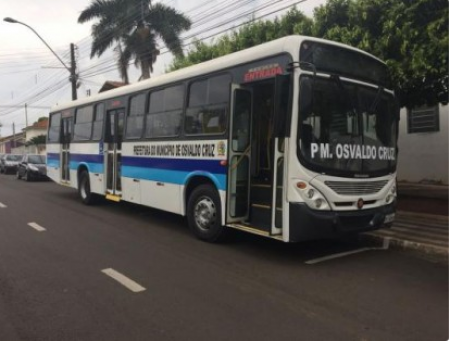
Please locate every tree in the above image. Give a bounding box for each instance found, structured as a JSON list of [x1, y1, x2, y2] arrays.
[[26, 135, 46, 147], [169, 1, 448, 108], [169, 8, 313, 71], [312, 0, 448, 108], [78, 0, 191, 82]]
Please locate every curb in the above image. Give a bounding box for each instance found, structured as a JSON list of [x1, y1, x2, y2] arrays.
[[360, 233, 448, 264]]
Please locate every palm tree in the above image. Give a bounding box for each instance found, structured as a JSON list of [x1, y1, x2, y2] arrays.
[[78, 0, 191, 82]]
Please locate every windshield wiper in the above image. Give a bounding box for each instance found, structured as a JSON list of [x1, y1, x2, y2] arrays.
[[330, 74, 358, 117], [368, 86, 384, 115]]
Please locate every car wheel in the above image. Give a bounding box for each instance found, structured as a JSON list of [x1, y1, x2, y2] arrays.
[[78, 170, 98, 205], [187, 184, 229, 243]]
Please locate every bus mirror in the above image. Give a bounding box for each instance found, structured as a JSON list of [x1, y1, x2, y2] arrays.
[[273, 74, 292, 138]]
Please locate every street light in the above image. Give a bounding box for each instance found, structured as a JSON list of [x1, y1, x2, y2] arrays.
[[3, 17, 77, 100]]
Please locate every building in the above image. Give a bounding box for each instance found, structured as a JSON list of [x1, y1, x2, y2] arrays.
[[397, 104, 449, 185], [0, 132, 25, 154], [0, 118, 48, 155]]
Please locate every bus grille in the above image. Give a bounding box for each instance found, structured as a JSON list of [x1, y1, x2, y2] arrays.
[[325, 180, 389, 196]]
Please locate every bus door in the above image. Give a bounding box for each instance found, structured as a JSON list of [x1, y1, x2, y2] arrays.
[[227, 85, 252, 223], [105, 108, 125, 200], [244, 77, 289, 236], [270, 74, 291, 236], [61, 117, 72, 183]]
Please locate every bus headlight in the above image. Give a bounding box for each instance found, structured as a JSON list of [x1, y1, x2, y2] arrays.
[[315, 198, 325, 209], [296, 182, 331, 211], [385, 183, 397, 204]]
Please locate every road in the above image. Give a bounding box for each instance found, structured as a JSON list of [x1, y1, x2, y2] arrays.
[[0, 174, 448, 341]]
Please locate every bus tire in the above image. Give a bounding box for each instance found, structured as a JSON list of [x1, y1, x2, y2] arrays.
[[78, 170, 97, 205], [187, 184, 228, 243]]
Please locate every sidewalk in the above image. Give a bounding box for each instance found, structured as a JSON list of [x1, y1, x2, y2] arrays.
[[363, 182, 449, 262]]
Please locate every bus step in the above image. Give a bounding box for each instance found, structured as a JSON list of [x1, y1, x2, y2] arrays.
[[250, 184, 272, 206], [250, 204, 271, 231]]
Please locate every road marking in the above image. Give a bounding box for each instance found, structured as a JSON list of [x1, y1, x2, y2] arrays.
[[305, 238, 390, 265], [27, 222, 46, 232], [0, 202, 7, 208], [101, 268, 146, 293]]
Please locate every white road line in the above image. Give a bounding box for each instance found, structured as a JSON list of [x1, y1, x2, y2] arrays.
[[305, 238, 390, 265], [27, 222, 46, 232], [0, 202, 7, 208], [101, 268, 146, 293]]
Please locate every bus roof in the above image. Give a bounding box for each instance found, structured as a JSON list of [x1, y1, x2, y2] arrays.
[[50, 35, 385, 112]]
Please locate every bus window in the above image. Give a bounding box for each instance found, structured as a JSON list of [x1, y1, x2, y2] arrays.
[[185, 74, 230, 135], [48, 112, 61, 142], [92, 103, 104, 140], [146, 85, 183, 138], [126, 93, 146, 139], [74, 106, 94, 141]]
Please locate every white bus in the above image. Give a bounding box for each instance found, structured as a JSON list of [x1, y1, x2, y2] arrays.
[[47, 35, 398, 242]]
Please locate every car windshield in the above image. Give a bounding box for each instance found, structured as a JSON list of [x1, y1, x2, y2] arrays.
[[298, 76, 398, 177], [28, 155, 46, 164], [6, 155, 22, 161]]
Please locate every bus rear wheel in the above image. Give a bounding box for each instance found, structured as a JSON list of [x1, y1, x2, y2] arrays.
[[187, 185, 229, 243], [78, 170, 98, 205]]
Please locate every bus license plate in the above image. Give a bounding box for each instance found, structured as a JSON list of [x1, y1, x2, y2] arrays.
[[384, 213, 395, 224]]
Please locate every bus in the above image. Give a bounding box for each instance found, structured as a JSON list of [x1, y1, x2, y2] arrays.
[[46, 35, 399, 243]]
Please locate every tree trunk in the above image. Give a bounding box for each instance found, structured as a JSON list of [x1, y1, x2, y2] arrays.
[[140, 58, 151, 80]]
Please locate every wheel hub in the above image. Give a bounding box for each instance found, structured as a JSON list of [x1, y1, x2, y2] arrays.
[[194, 197, 216, 231]]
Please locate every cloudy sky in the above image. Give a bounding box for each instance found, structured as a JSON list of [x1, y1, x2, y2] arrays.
[[0, 0, 325, 137]]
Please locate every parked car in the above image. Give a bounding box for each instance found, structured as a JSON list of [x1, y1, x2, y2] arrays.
[[16, 154, 48, 181], [0, 154, 23, 174]]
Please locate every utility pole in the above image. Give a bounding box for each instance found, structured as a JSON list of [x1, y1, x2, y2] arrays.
[[3, 17, 78, 101], [12, 123, 15, 148], [70, 43, 78, 100], [25, 103, 28, 128]]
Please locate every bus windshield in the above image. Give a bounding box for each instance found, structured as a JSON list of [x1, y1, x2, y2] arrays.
[[298, 76, 398, 177]]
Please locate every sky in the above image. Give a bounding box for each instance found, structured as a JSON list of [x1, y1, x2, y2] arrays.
[[0, 0, 326, 137]]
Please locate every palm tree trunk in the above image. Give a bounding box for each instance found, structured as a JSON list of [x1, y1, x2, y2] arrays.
[[140, 58, 151, 80]]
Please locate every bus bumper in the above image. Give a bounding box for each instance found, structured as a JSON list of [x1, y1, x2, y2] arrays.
[[288, 201, 396, 242]]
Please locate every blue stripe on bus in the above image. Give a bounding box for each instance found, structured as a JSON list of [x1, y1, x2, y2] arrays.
[[47, 152, 60, 160], [70, 161, 104, 173], [70, 153, 104, 163], [47, 159, 60, 167], [122, 166, 227, 190], [47, 153, 60, 166], [121, 156, 227, 174], [52, 153, 227, 189]]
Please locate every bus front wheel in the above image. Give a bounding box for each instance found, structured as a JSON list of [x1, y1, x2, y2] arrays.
[[187, 185, 229, 243], [78, 171, 97, 205]]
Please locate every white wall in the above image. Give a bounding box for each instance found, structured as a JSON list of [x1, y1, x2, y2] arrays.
[[397, 104, 449, 184], [25, 128, 46, 141], [11, 144, 46, 155]]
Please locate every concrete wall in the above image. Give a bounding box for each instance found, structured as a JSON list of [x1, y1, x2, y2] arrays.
[[25, 128, 46, 141], [397, 104, 449, 184], [11, 144, 46, 155]]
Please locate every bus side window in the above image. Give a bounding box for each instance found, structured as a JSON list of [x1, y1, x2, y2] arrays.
[[92, 103, 104, 140], [185, 74, 231, 135], [146, 85, 183, 138], [48, 112, 62, 142], [125, 93, 146, 139], [73, 105, 94, 141]]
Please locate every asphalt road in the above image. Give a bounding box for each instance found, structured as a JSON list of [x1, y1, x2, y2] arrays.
[[0, 174, 448, 341]]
